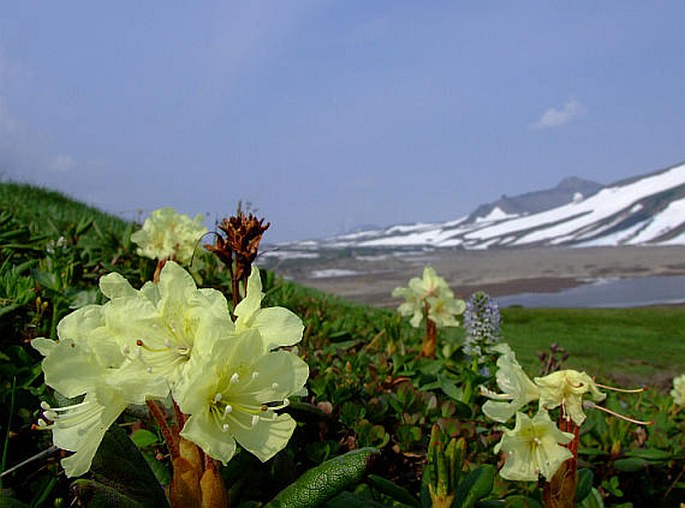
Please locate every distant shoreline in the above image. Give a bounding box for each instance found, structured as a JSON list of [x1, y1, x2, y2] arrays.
[[266, 245, 685, 307]]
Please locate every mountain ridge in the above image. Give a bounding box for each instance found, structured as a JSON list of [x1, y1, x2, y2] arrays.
[[271, 161, 685, 253], [467, 176, 604, 221]]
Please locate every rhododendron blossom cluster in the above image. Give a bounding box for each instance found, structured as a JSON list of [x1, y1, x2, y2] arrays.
[[33, 262, 308, 477]]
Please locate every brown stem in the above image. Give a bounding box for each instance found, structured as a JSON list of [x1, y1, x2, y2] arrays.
[[173, 399, 187, 430], [229, 261, 240, 310], [421, 303, 438, 357], [543, 413, 579, 508], [153, 258, 168, 284], [147, 400, 179, 459]]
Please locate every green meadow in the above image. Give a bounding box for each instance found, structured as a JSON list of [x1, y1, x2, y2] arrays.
[[1, 181, 684, 506], [501, 307, 685, 387]]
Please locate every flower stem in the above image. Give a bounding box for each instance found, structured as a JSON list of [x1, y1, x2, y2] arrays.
[[153, 258, 168, 284], [147, 399, 179, 459], [421, 302, 438, 357], [542, 412, 578, 508]]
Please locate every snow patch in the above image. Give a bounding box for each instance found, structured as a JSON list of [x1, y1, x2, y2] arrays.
[[309, 269, 360, 278], [262, 250, 320, 260], [475, 207, 518, 223]]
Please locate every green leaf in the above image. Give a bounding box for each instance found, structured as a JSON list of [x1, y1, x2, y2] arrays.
[[612, 457, 649, 473], [0, 304, 21, 320], [419, 465, 431, 508], [600, 476, 623, 497], [0, 494, 31, 507], [129, 429, 159, 449], [31, 270, 59, 291], [438, 374, 463, 401], [141, 452, 171, 488], [324, 340, 362, 353], [578, 487, 605, 508], [286, 401, 334, 423], [575, 468, 594, 502], [453, 400, 473, 419], [623, 448, 673, 462], [71, 479, 145, 507], [265, 447, 380, 508], [328, 331, 352, 342], [323, 491, 387, 507], [499, 496, 543, 507], [367, 474, 421, 507], [88, 426, 169, 508], [453, 464, 495, 508], [577, 448, 606, 457]]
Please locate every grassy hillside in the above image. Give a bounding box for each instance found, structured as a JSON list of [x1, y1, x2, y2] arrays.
[[0, 182, 130, 233], [2, 181, 685, 506]]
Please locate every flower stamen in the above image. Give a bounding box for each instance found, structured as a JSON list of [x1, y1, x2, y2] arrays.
[[594, 382, 647, 394], [584, 401, 654, 425]]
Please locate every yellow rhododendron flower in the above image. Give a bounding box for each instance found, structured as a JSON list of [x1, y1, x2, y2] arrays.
[[176, 328, 308, 464], [671, 374, 685, 406], [392, 266, 464, 328], [426, 294, 466, 328], [495, 411, 574, 482], [234, 267, 304, 351], [177, 266, 308, 463], [408, 266, 451, 299], [391, 284, 424, 327], [100, 261, 235, 389], [534, 370, 606, 426], [481, 343, 540, 423], [131, 207, 207, 263], [32, 308, 168, 477], [32, 259, 309, 477]]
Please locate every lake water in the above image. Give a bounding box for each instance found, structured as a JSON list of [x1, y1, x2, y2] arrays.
[[497, 275, 685, 308]]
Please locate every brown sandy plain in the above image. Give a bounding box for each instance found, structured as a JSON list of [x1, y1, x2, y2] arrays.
[[266, 246, 685, 307]]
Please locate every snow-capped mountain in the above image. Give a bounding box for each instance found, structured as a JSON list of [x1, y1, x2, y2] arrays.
[[467, 176, 604, 220], [276, 162, 685, 252]]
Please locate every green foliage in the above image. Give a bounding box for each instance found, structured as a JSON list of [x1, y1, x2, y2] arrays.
[[83, 427, 169, 507], [2, 182, 685, 506], [265, 448, 380, 508]]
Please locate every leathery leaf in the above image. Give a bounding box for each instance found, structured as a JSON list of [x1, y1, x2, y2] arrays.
[[265, 447, 380, 508]]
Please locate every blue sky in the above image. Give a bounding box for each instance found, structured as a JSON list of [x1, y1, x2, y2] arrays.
[[1, 2, 684, 241]]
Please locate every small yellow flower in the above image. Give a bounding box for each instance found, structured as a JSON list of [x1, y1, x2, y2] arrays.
[[407, 266, 451, 299], [426, 294, 466, 328], [234, 267, 304, 351], [481, 343, 540, 423], [392, 266, 464, 328], [495, 411, 574, 482], [671, 374, 685, 406], [131, 207, 207, 263], [534, 370, 606, 426]]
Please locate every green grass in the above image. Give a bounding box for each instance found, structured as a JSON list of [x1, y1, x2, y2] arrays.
[[0, 181, 130, 237], [500, 307, 685, 387]]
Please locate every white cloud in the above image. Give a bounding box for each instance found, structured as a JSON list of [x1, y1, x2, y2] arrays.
[[530, 98, 587, 129]]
